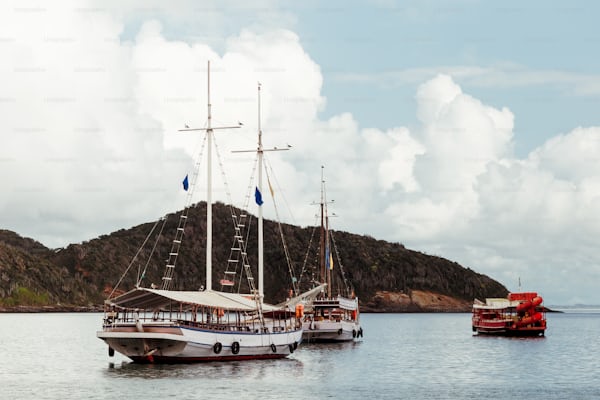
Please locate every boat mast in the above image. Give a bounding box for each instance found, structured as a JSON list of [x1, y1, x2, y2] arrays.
[[257, 83, 264, 303], [319, 166, 326, 292], [232, 83, 289, 303], [325, 183, 332, 298], [176, 60, 240, 291], [206, 61, 213, 291], [318, 166, 334, 298]]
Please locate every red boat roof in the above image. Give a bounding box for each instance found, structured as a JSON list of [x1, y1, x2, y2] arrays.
[[508, 292, 538, 301]]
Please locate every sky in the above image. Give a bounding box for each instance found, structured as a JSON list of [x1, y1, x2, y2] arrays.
[[1, 0, 600, 305]]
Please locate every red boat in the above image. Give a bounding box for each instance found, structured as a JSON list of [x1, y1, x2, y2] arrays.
[[472, 292, 547, 336]]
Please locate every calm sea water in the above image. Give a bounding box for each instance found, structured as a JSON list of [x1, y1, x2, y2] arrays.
[[1, 312, 599, 399]]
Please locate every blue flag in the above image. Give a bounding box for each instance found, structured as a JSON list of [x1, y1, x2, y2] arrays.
[[255, 187, 264, 205], [182, 174, 189, 191]]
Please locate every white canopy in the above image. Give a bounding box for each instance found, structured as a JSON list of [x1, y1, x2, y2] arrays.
[[279, 284, 327, 309], [106, 287, 282, 312], [472, 298, 519, 310]]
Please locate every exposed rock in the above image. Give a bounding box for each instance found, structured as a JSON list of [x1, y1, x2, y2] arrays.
[[363, 290, 472, 312]]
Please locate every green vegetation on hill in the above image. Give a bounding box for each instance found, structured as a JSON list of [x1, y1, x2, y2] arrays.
[[0, 203, 508, 310]]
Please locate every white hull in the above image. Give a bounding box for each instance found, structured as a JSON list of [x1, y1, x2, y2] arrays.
[[302, 319, 362, 343], [98, 322, 302, 363]]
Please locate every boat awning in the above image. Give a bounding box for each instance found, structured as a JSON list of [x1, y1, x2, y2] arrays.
[[279, 284, 327, 309], [105, 287, 281, 312], [312, 295, 358, 311], [337, 296, 358, 311], [472, 298, 519, 310]]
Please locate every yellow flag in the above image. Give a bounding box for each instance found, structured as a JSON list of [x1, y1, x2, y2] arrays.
[[267, 177, 275, 197]]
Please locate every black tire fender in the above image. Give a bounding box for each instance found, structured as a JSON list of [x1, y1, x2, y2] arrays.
[[213, 342, 222, 354], [231, 341, 240, 354]]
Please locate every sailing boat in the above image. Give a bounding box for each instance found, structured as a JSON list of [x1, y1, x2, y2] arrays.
[[298, 167, 363, 343], [96, 62, 303, 363]]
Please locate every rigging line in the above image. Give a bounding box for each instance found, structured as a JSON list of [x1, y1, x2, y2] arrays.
[[242, 154, 258, 210], [297, 212, 319, 287], [217, 143, 259, 297], [188, 132, 209, 203], [160, 132, 208, 289], [223, 141, 257, 236], [215, 132, 258, 296], [329, 229, 351, 296], [236, 202, 256, 294], [109, 217, 163, 299], [320, 176, 349, 296], [298, 224, 318, 289], [222, 157, 257, 293], [264, 166, 300, 297], [242, 214, 254, 283], [212, 133, 235, 207], [137, 215, 169, 287], [263, 155, 297, 226], [228, 155, 257, 294], [241, 156, 258, 290], [217, 148, 261, 324]]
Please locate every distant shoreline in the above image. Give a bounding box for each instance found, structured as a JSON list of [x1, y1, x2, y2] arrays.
[[0, 304, 573, 314], [0, 305, 470, 313], [0, 305, 103, 313]]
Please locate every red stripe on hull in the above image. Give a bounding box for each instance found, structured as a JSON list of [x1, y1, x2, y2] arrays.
[[129, 353, 289, 364]]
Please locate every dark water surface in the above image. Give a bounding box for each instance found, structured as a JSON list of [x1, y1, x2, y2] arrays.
[[1, 312, 598, 399]]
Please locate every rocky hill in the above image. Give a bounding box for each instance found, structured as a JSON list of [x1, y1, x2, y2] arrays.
[[0, 202, 508, 312], [0, 230, 95, 309]]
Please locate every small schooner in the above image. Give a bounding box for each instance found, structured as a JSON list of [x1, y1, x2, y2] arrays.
[[291, 167, 363, 343]]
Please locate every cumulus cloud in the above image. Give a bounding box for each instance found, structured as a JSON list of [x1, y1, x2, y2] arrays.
[[374, 126, 424, 192], [459, 127, 600, 303], [371, 74, 600, 305], [0, 6, 192, 245], [383, 74, 515, 239], [0, 5, 326, 247]]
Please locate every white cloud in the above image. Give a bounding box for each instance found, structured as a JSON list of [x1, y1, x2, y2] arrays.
[[370, 74, 600, 305], [437, 128, 600, 305], [0, 12, 190, 245], [382, 74, 514, 241], [373, 126, 424, 192], [0, 7, 326, 247]]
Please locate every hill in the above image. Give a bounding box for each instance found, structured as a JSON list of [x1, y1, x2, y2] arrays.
[[0, 202, 508, 312], [0, 230, 95, 310]]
